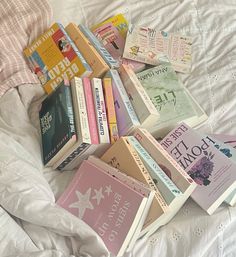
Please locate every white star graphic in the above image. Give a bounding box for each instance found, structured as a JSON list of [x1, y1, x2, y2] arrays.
[[92, 187, 104, 205], [69, 188, 94, 219], [104, 185, 112, 196]]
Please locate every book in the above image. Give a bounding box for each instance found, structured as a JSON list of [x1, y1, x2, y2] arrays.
[[137, 61, 207, 137], [105, 70, 140, 136], [83, 77, 99, 145], [57, 160, 149, 257], [133, 128, 197, 236], [210, 134, 236, 149], [78, 24, 120, 69], [102, 77, 119, 143], [91, 78, 110, 143], [123, 24, 192, 73], [39, 80, 77, 166], [24, 23, 92, 94], [161, 123, 236, 215], [87, 155, 155, 251], [91, 14, 145, 73], [119, 64, 160, 129], [101, 137, 169, 237], [65, 23, 109, 78], [205, 135, 236, 206]]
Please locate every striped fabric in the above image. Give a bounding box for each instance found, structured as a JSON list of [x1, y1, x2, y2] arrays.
[[0, 0, 52, 97]]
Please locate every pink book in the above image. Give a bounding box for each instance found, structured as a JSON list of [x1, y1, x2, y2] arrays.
[[160, 123, 236, 215], [82, 77, 99, 144], [57, 160, 147, 257], [210, 134, 236, 149]]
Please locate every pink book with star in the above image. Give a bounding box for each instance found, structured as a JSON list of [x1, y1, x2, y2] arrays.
[[56, 160, 148, 256]]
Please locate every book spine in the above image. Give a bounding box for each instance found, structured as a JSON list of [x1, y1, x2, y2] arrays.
[[83, 78, 99, 144], [102, 78, 119, 144], [125, 138, 167, 209], [73, 77, 91, 144], [57, 23, 92, 76], [91, 78, 110, 143], [127, 136, 181, 204], [56, 142, 90, 170], [78, 24, 119, 69]]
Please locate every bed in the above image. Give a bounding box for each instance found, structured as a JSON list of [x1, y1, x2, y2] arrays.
[[0, 0, 235, 256]]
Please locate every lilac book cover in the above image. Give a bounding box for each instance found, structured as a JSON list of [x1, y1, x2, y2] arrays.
[[160, 123, 236, 214]]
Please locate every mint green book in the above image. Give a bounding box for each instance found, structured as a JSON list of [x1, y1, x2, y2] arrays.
[[137, 61, 207, 137], [126, 136, 182, 205]]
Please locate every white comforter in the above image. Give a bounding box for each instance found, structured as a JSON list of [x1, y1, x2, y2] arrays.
[[1, 0, 236, 256]]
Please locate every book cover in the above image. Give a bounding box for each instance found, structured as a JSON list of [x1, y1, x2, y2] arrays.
[[57, 160, 148, 257], [91, 78, 110, 144], [101, 137, 169, 237], [83, 77, 99, 145], [205, 135, 236, 206], [65, 23, 109, 78], [91, 14, 145, 73], [70, 77, 91, 144], [137, 61, 206, 137], [210, 134, 236, 149], [123, 24, 192, 73], [24, 23, 92, 94], [102, 77, 119, 144], [105, 70, 140, 136], [161, 123, 236, 215], [39, 80, 77, 166], [87, 155, 155, 251], [119, 64, 160, 129], [78, 24, 120, 69]]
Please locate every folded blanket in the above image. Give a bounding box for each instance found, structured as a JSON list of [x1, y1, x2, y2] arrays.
[[0, 0, 52, 97]]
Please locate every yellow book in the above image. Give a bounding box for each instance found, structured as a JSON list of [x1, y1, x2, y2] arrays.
[[24, 23, 92, 94], [65, 23, 109, 78], [102, 77, 119, 143], [91, 13, 128, 39]]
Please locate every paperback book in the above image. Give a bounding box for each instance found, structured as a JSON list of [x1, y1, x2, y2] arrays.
[[24, 23, 92, 94], [161, 123, 236, 215], [57, 160, 149, 257]]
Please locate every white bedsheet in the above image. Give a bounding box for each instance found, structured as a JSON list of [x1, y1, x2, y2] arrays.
[[0, 0, 236, 256]]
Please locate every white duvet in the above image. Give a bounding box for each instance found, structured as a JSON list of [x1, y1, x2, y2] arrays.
[[1, 0, 236, 256]]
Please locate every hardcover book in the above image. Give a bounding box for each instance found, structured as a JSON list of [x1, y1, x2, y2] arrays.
[[24, 23, 92, 94], [57, 160, 149, 257], [101, 137, 169, 237], [91, 14, 145, 73], [123, 24, 192, 73], [91, 78, 110, 144], [39, 80, 77, 167], [105, 70, 140, 136], [65, 23, 109, 78], [137, 61, 207, 137], [161, 123, 236, 215], [78, 24, 120, 69], [88, 155, 155, 251], [103, 78, 119, 144], [119, 64, 160, 129]]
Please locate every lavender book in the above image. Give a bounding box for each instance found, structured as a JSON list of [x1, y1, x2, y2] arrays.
[[160, 123, 236, 215], [57, 160, 148, 256]]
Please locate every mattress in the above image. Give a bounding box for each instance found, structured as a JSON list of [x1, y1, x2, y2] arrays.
[[0, 0, 235, 256]]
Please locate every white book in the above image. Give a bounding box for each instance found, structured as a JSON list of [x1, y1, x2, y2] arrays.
[[71, 77, 91, 144], [91, 78, 110, 143], [105, 70, 140, 136], [119, 64, 160, 129]]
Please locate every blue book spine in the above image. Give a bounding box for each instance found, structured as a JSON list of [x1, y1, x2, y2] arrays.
[[78, 24, 119, 69], [127, 136, 182, 205]]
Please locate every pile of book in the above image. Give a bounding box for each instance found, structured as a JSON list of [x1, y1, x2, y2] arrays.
[[24, 14, 236, 256]]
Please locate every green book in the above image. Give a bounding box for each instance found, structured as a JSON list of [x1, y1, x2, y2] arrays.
[[137, 61, 207, 137], [39, 80, 77, 167]]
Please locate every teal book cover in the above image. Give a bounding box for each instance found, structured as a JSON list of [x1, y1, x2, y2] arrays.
[[39, 80, 76, 165]]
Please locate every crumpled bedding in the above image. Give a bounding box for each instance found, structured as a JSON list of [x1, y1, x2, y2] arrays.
[[0, 0, 236, 256]]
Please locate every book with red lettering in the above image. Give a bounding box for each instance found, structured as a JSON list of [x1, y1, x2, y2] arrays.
[[160, 123, 236, 215], [57, 160, 149, 257]]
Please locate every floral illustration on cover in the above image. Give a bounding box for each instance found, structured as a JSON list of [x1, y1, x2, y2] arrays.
[[188, 151, 214, 186], [215, 144, 232, 158]]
